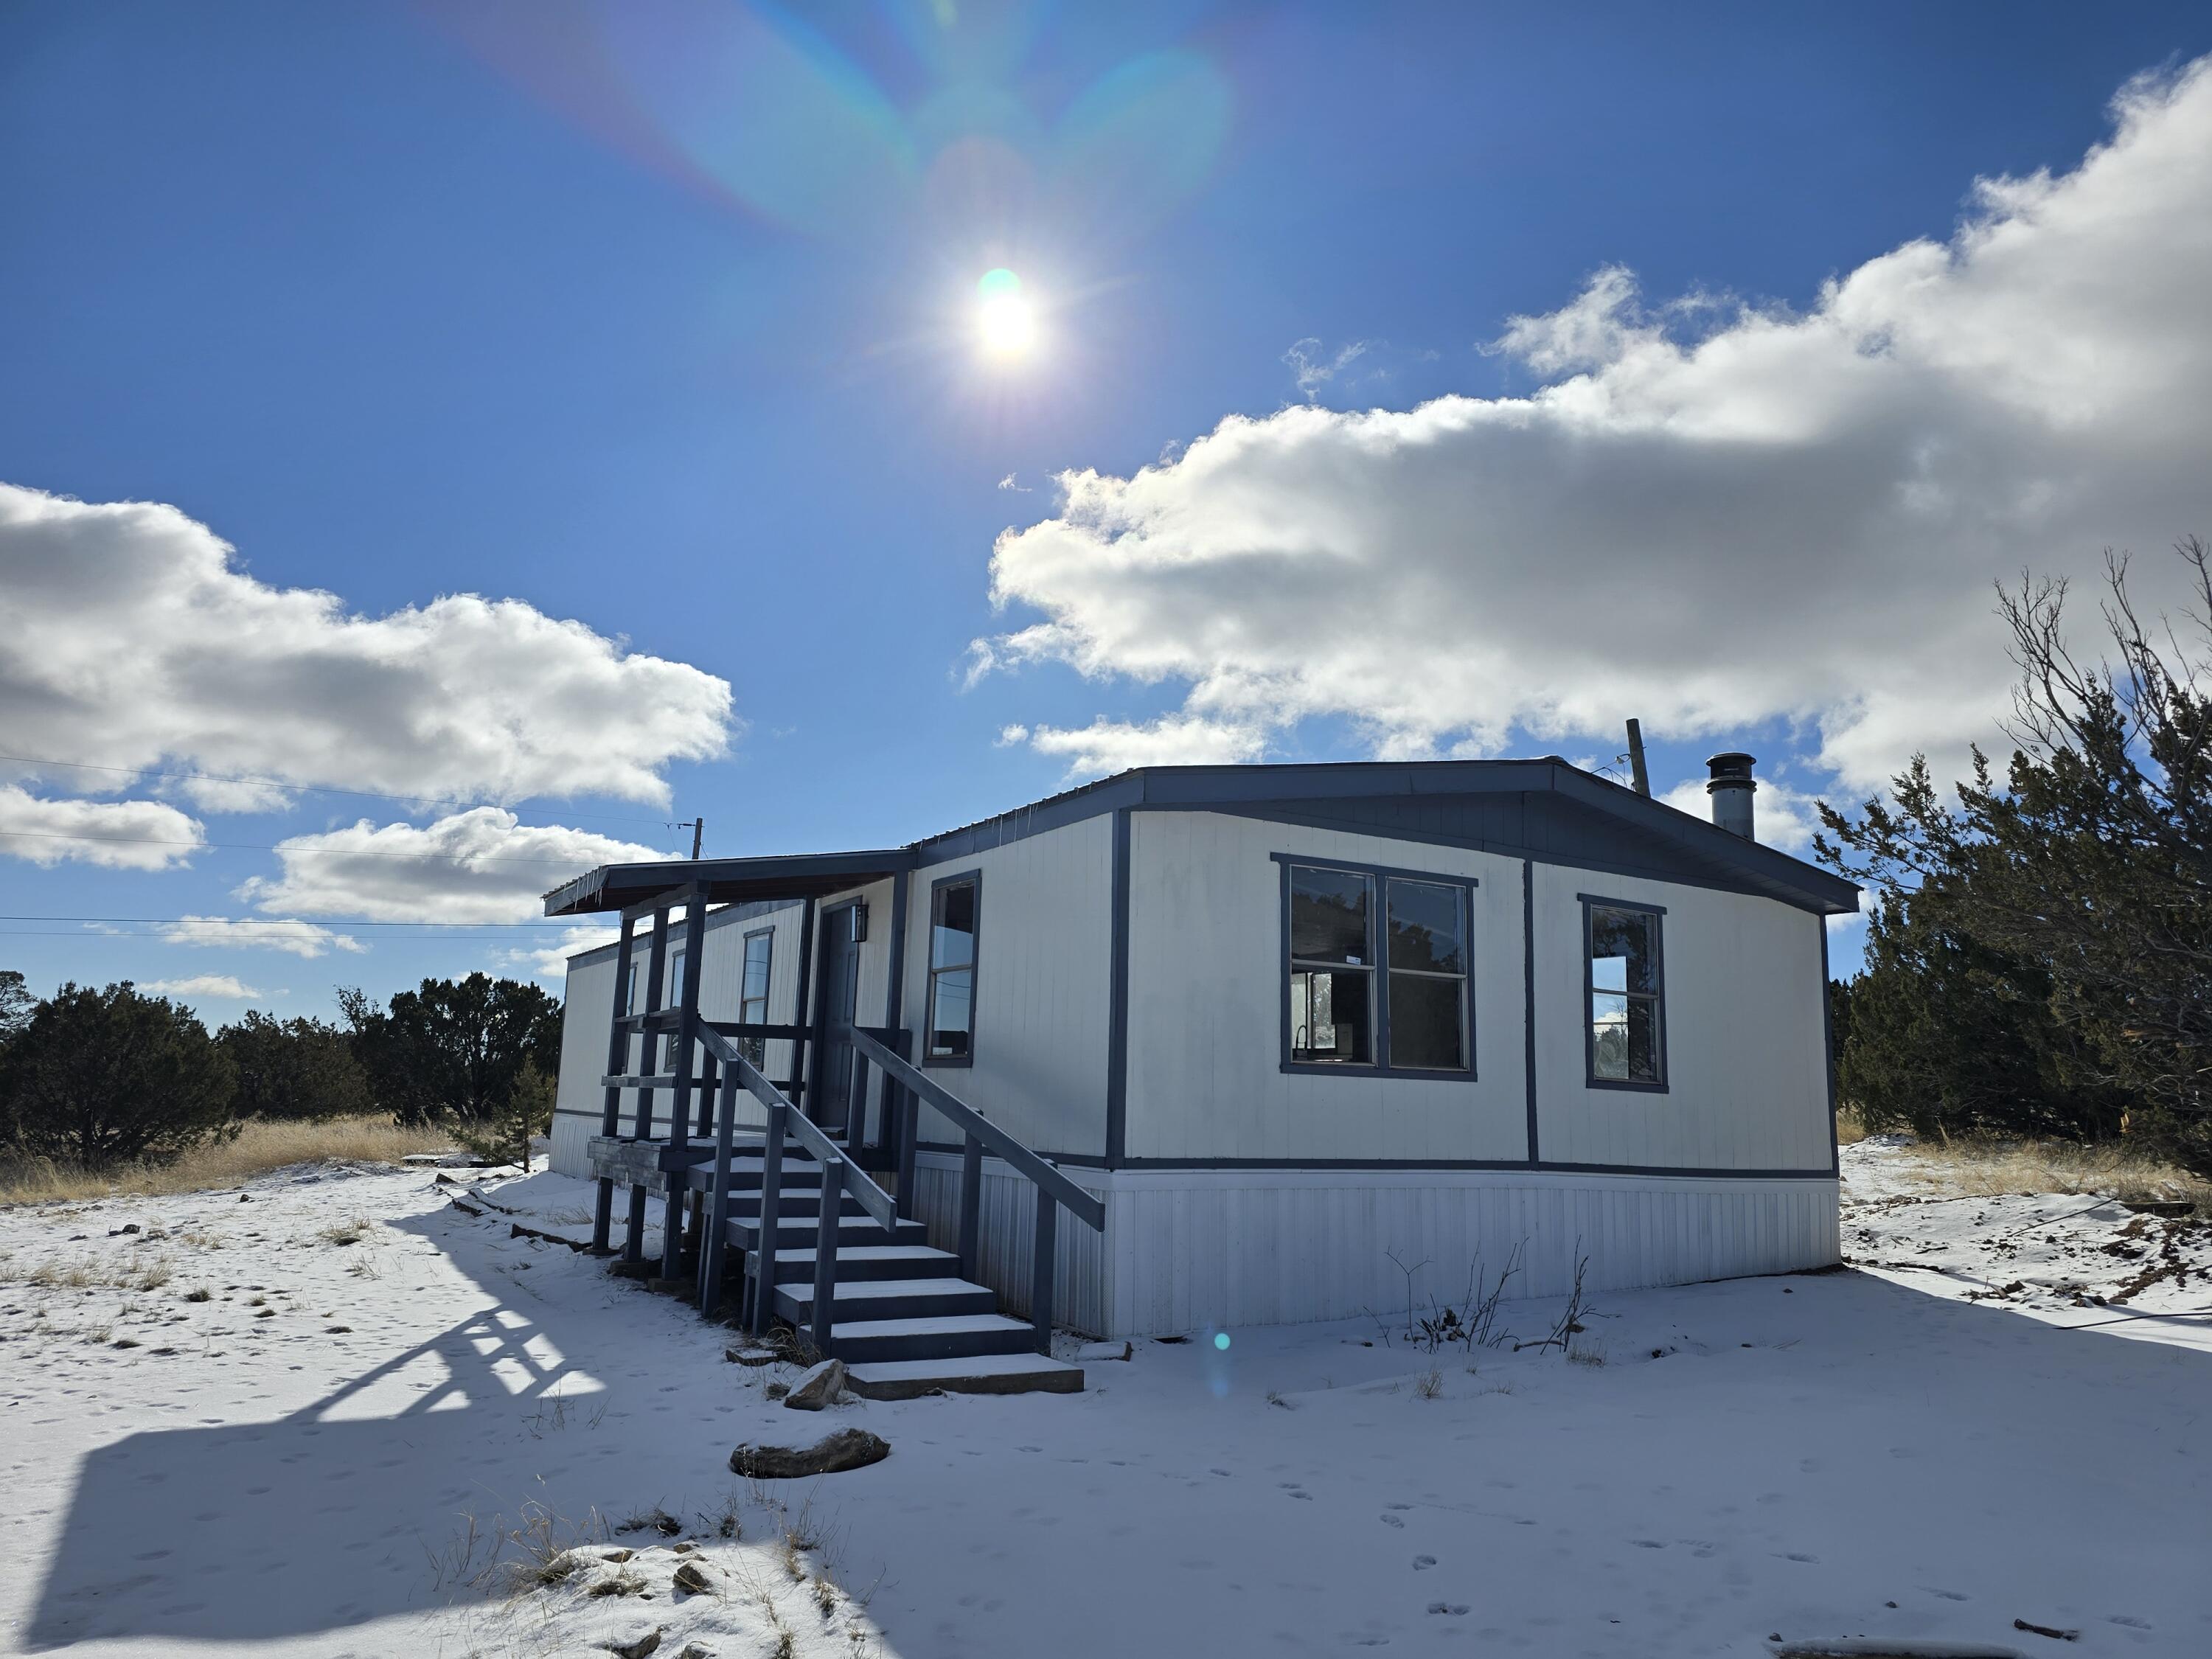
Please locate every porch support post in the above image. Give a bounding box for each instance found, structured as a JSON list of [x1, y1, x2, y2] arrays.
[[660, 888, 709, 1284], [790, 896, 817, 1119], [877, 866, 909, 1159], [589, 913, 636, 1254], [624, 905, 671, 1265]]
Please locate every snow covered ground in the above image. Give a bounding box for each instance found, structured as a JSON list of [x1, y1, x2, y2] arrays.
[[0, 1143, 2205, 1658]]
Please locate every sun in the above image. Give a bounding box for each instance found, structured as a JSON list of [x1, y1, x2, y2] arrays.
[[975, 268, 1036, 359]]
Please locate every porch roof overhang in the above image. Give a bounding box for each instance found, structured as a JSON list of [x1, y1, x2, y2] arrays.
[[543, 847, 918, 918]]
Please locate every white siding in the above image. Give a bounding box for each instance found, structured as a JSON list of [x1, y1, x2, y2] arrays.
[[910, 1153, 1837, 1339], [899, 815, 1115, 1158], [1124, 811, 1529, 1164], [1531, 862, 1832, 1172]]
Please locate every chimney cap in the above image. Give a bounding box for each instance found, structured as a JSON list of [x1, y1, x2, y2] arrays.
[[1705, 751, 1756, 790]]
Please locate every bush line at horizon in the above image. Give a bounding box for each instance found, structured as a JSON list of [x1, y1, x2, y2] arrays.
[[0, 968, 559, 1190]]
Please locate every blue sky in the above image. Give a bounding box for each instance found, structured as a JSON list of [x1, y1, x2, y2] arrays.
[[4, 1, 2211, 1017]]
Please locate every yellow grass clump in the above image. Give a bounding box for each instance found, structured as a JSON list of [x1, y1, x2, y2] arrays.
[[1871, 1130, 2212, 1214], [0, 1116, 456, 1207]]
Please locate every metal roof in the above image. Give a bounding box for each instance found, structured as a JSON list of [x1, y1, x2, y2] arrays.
[[543, 759, 1860, 922]]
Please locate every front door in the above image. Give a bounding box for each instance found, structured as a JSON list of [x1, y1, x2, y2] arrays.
[[815, 908, 862, 1136]]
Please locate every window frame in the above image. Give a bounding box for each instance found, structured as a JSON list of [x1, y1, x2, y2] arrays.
[[1273, 852, 1479, 1080], [737, 926, 774, 1068], [1580, 893, 1669, 1093], [922, 869, 982, 1069]]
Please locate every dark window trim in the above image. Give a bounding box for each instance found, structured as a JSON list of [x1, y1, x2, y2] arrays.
[[1581, 893, 1669, 1093], [922, 868, 981, 1068], [1274, 852, 1479, 1079]]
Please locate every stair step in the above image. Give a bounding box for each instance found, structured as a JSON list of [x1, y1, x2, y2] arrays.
[[844, 1353, 1086, 1399], [775, 1276, 997, 1323], [765, 1244, 959, 1284], [806, 1312, 1039, 1365], [728, 1214, 928, 1251]]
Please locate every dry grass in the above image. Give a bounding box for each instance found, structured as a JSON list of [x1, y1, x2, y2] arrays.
[[1834, 1104, 1872, 1146], [0, 1117, 453, 1207], [1889, 1133, 2212, 1214]]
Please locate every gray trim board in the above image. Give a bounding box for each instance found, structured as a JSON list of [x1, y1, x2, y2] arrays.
[[909, 1143, 1837, 1180], [1522, 858, 1539, 1164], [1105, 807, 1130, 1169]]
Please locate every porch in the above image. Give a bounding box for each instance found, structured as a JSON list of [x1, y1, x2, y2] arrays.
[[549, 860, 1106, 1397]]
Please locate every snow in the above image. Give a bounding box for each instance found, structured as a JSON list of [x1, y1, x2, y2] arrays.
[[0, 1146, 2205, 1658]]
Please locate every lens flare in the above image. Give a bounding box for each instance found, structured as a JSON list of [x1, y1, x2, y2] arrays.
[[977, 268, 1035, 358]]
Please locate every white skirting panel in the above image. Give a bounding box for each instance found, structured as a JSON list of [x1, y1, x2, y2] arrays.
[[910, 1154, 1838, 1340]]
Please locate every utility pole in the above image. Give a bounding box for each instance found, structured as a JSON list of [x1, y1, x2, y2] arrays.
[[1624, 720, 1651, 797], [674, 818, 704, 860]]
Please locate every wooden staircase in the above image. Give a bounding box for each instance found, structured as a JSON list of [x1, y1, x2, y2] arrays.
[[584, 888, 1102, 1399]]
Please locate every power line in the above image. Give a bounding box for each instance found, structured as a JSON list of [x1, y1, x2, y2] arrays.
[[0, 750, 678, 828], [0, 915, 591, 931]]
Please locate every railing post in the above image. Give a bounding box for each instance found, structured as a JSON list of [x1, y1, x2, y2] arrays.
[[1030, 1191, 1057, 1355], [957, 1133, 984, 1283], [893, 1029, 917, 1220], [700, 1067, 739, 1317], [591, 914, 636, 1254], [751, 1101, 786, 1338], [812, 1155, 845, 1361]]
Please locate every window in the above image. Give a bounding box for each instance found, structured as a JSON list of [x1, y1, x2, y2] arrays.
[[925, 873, 979, 1064], [1284, 858, 1474, 1075], [1385, 878, 1469, 1071], [1289, 866, 1374, 1064], [1585, 899, 1665, 1088], [738, 928, 773, 1068]]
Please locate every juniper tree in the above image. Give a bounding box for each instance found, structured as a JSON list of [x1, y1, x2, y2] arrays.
[[1819, 538, 2212, 1174]]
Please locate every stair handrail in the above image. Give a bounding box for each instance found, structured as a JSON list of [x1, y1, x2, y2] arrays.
[[849, 1028, 1105, 1232], [692, 1016, 899, 1232]]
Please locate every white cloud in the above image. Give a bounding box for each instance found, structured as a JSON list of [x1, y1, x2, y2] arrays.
[[1283, 337, 1371, 402], [156, 915, 366, 959], [237, 808, 667, 925], [984, 60, 2212, 796], [1023, 714, 1270, 776], [504, 923, 621, 981], [0, 785, 204, 870], [0, 484, 734, 811], [142, 974, 261, 1001]]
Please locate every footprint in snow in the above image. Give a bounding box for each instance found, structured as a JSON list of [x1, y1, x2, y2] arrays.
[[1427, 1602, 1470, 1616], [1632, 1540, 1666, 1549], [1781, 1552, 1818, 1564], [1380, 1514, 1405, 1528], [1210, 1467, 1231, 1477], [1924, 1587, 1970, 1601], [2107, 1615, 2152, 1629], [1413, 1556, 1436, 1571]]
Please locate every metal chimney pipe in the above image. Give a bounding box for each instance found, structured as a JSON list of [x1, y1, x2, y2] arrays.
[[1705, 752, 1756, 838]]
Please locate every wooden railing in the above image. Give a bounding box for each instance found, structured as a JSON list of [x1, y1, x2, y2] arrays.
[[851, 1027, 1105, 1353], [687, 1016, 900, 1346]]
